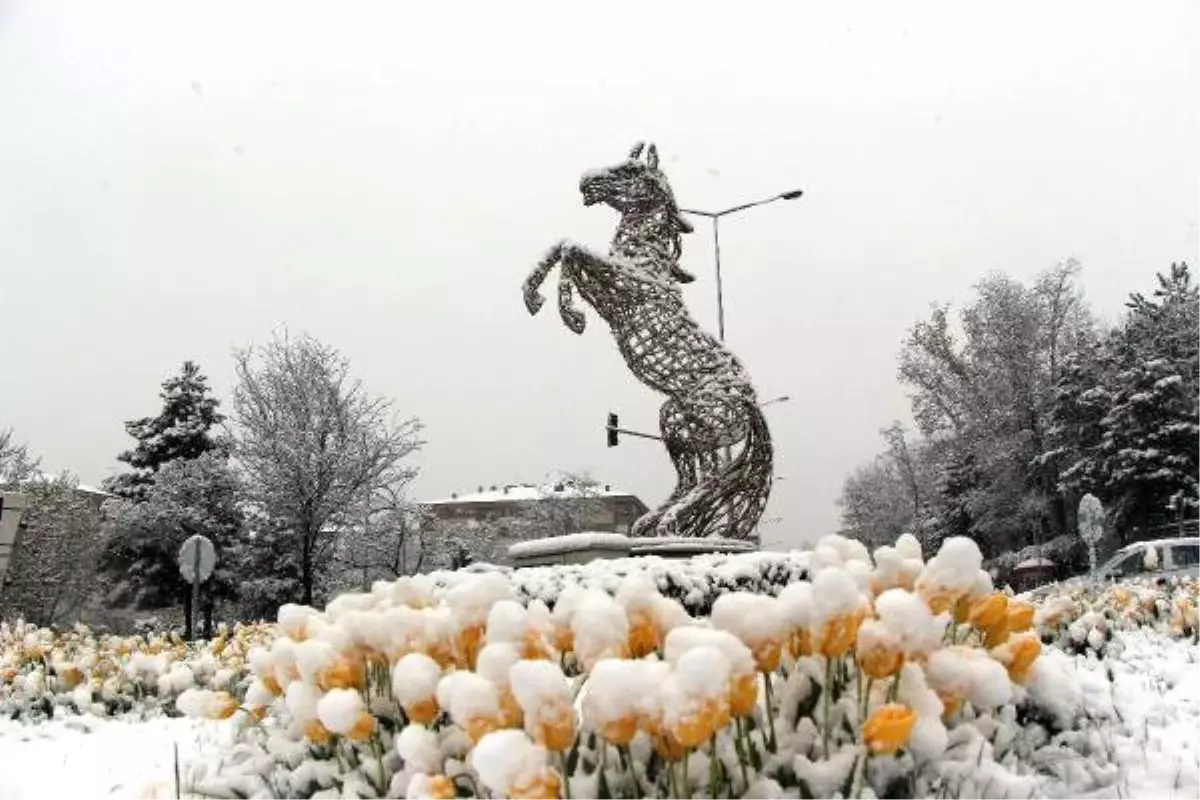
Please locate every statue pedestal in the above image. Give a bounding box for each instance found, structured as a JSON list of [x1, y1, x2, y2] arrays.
[[508, 532, 631, 568], [629, 536, 758, 559], [508, 532, 757, 569]]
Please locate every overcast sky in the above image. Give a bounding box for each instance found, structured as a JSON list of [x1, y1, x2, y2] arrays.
[[1, 1, 1196, 548]]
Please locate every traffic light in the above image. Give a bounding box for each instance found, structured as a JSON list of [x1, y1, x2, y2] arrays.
[[607, 412, 619, 447]]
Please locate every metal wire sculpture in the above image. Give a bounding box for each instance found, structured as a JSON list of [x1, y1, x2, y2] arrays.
[[523, 142, 774, 540]]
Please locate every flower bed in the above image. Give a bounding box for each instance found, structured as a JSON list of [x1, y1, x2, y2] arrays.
[[1033, 575, 1198, 658], [171, 533, 1172, 799], [0, 620, 274, 721]]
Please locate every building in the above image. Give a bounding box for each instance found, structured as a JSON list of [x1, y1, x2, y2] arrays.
[[421, 479, 649, 565], [0, 475, 111, 598], [0, 491, 30, 593]]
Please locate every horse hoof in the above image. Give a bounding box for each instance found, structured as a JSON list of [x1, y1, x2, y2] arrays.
[[524, 291, 545, 315]]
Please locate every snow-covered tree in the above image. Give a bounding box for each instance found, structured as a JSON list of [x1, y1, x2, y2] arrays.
[[897, 262, 1092, 556], [840, 425, 939, 550], [231, 331, 422, 605], [326, 482, 429, 592], [0, 474, 104, 626], [1039, 264, 1198, 541], [0, 428, 40, 486], [99, 451, 244, 637], [838, 456, 913, 549], [106, 361, 225, 501]]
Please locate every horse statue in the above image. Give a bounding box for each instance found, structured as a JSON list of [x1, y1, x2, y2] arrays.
[[523, 142, 773, 540]]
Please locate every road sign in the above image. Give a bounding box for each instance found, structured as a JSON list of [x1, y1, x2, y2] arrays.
[[1078, 493, 1105, 572], [178, 534, 216, 641], [178, 534, 217, 583]]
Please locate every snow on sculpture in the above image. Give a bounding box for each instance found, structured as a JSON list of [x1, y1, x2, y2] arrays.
[[522, 142, 773, 540]]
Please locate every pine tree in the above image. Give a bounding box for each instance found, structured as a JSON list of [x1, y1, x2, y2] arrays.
[[1098, 264, 1199, 537], [1039, 263, 1198, 546], [106, 361, 225, 501], [1044, 334, 1111, 507]]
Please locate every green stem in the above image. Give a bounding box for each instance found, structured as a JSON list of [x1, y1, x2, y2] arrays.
[[860, 677, 874, 731], [622, 744, 641, 799], [559, 750, 573, 800], [708, 735, 720, 799], [734, 717, 750, 793], [887, 669, 903, 704], [680, 748, 692, 800], [823, 657, 834, 758], [367, 736, 386, 796], [763, 673, 778, 753]]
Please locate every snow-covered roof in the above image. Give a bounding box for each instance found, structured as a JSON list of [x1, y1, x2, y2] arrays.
[[424, 481, 640, 506], [1, 471, 112, 498]]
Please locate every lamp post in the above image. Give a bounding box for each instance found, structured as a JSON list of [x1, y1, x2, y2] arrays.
[[680, 189, 804, 342]]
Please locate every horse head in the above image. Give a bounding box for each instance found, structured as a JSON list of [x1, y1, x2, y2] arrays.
[[579, 143, 696, 282]]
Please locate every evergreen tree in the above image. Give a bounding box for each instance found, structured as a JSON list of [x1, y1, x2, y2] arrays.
[[99, 452, 244, 635], [1041, 263, 1199, 542], [1097, 263, 1199, 537], [106, 361, 224, 501]]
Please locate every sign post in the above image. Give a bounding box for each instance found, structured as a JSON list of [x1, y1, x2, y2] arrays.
[[1078, 493, 1105, 574], [178, 534, 217, 640]]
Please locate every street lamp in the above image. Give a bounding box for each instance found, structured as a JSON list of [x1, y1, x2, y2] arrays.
[[680, 189, 804, 342]]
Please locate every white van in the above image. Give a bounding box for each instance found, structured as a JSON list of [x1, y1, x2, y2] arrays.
[[1094, 537, 1200, 582]]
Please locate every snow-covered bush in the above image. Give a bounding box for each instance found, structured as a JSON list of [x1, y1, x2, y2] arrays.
[[423, 549, 811, 618], [176, 534, 1153, 799], [0, 619, 275, 721]]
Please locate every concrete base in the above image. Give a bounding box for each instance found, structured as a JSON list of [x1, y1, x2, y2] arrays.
[[508, 532, 632, 568], [508, 532, 758, 569], [629, 536, 758, 559]]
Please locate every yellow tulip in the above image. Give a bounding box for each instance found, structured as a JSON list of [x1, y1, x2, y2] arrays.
[[652, 731, 686, 762], [303, 720, 333, 746], [600, 715, 639, 747], [532, 702, 576, 752], [347, 712, 377, 742], [968, 594, 1009, 631], [627, 610, 661, 659], [751, 639, 783, 674], [511, 770, 562, 800], [863, 703, 916, 755], [857, 642, 905, 681], [728, 672, 759, 717], [1005, 602, 1035, 634], [817, 611, 865, 659], [422, 775, 457, 800], [404, 697, 440, 726]]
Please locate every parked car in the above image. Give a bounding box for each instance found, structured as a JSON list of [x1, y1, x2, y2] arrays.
[[1023, 536, 1199, 599], [1093, 537, 1199, 582]]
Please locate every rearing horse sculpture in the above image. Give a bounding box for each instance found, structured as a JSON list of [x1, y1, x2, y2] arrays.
[[523, 142, 773, 540]]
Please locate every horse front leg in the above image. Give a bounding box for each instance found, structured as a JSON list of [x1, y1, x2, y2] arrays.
[[523, 240, 565, 315], [558, 276, 586, 334]]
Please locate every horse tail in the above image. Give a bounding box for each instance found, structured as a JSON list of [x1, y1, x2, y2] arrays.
[[662, 397, 774, 541]]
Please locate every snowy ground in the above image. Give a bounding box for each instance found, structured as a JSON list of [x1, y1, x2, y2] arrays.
[[0, 630, 1196, 799], [0, 715, 229, 799], [1103, 629, 1200, 798]]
